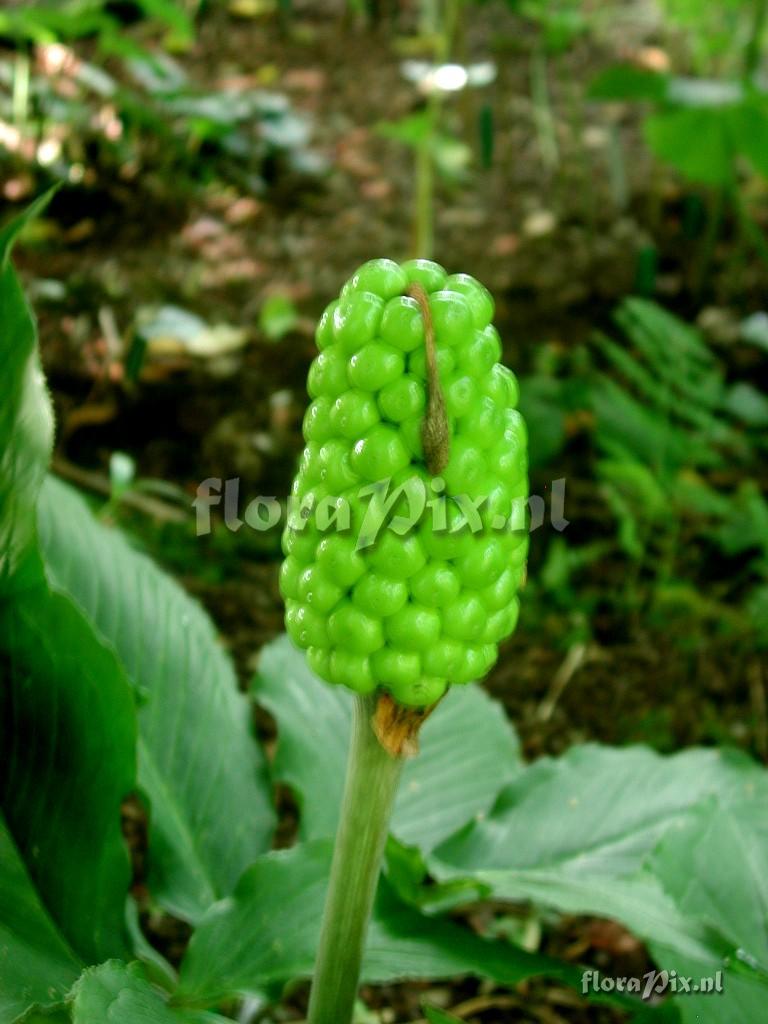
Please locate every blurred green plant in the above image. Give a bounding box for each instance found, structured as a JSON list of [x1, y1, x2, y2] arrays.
[[521, 296, 768, 653], [590, 299, 765, 618], [0, 11, 323, 198], [0, 0, 197, 54], [510, 0, 589, 54], [590, 0, 768, 273], [259, 291, 299, 341], [658, 0, 767, 76]]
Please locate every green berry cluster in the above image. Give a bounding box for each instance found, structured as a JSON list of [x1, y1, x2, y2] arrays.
[[281, 258, 528, 707]]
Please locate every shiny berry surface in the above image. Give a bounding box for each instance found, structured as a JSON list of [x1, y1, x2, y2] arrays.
[[282, 258, 528, 707]]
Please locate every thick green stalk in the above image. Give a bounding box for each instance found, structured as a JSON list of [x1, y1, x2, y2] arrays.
[[307, 694, 405, 1024], [414, 112, 436, 260]]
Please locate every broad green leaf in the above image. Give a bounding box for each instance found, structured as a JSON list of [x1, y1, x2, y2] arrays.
[[254, 635, 521, 850], [588, 65, 669, 102], [434, 744, 761, 877], [644, 108, 733, 185], [430, 863, 721, 967], [649, 798, 768, 1023], [175, 840, 575, 1006], [431, 745, 767, 1019], [0, 192, 56, 594], [19, 1014, 71, 1023], [0, 811, 81, 1022], [37, 476, 276, 923], [0, 585, 136, 969], [68, 960, 235, 1024], [726, 100, 768, 178], [69, 961, 178, 1024]]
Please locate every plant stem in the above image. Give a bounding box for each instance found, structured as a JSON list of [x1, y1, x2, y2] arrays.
[[411, 0, 462, 259], [307, 694, 405, 1024], [692, 186, 725, 297], [414, 109, 436, 259], [530, 47, 559, 174], [744, 0, 768, 81]]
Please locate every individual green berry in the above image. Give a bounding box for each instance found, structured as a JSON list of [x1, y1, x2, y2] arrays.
[[308, 349, 349, 398], [459, 396, 504, 445], [450, 643, 487, 684], [318, 440, 360, 492], [279, 556, 302, 601], [342, 258, 408, 300], [384, 603, 441, 651], [482, 600, 519, 644], [454, 536, 507, 589], [333, 292, 385, 353], [330, 390, 379, 439], [287, 482, 327, 530], [484, 364, 519, 406], [399, 415, 424, 458], [303, 397, 335, 443], [401, 258, 447, 292], [451, 644, 495, 684], [481, 566, 524, 611], [445, 374, 478, 418], [350, 426, 410, 480], [410, 562, 461, 606], [378, 375, 425, 422], [380, 296, 425, 352], [428, 290, 474, 346], [285, 602, 330, 649], [348, 342, 404, 390], [315, 300, 338, 350], [315, 534, 366, 587], [422, 639, 465, 678], [352, 573, 409, 617], [419, 500, 476, 561], [457, 325, 502, 375], [488, 429, 526, 480], [408, 344, 455, 381], [392, 676, 448, 708], [442, 593, 487, 642], [329, 649, 375, 692], [284, 259, 528, 706], [306, 646, 331, 679], [371, 648, 421, 689], [441, 437, 486, 493], [328, 602, 384, 654], [282, 522, 321, 563], [297, 443, 323, 485], [478, 480, 513, 531], [297, 565, 344, 613], [367, 532, 426, 579], [443, 273, 494, 328]]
